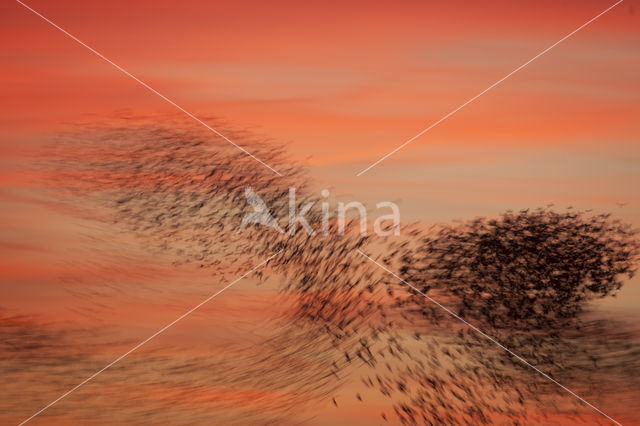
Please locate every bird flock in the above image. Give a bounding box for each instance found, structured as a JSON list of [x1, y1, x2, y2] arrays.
[[6, 115, 639, 424]]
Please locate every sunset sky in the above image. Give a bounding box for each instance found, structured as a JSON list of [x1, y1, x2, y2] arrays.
[[2, 1, 639, 215], [1, 0, 639, 424]]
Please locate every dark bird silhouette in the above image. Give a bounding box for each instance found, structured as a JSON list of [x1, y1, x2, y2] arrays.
[[28, 115, 640, 425]]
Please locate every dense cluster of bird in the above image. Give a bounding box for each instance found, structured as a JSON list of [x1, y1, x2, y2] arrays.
[[395, 209, 639, 329], [12, 115, 638, 424]]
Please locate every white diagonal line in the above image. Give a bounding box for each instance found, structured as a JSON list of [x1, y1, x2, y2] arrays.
[[356, 0, 623, 176], [357, 249, 621, 426], [19, 250, 281, 425], [15, 0, 282, 177]]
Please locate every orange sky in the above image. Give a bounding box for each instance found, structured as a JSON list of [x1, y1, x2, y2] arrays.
[[2, 0, 638, 216], [1, 0, 639, 424]]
